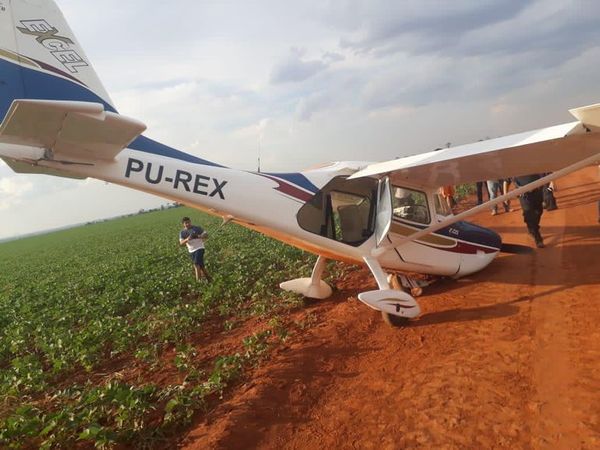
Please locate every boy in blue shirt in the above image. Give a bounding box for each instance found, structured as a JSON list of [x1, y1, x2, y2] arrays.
[[179, 217, 212, 282]]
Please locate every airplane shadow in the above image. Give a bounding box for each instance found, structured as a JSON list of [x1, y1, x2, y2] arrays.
[[556, 180, 600, 192], [491, 224, 599, 249], [423, 240, 599, 295], [412, 285, 576, 327]]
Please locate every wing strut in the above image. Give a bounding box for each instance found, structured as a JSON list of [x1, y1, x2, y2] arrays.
[[384, 151, 600, 251]]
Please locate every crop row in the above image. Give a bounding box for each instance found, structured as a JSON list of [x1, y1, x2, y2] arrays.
[[0, 207, 324, 447]]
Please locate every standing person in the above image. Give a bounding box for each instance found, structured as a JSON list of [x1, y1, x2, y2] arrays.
[[486, 179, 510, 215], [440, 185, 456, 210], [476, 181, 489, 205], [179, 217, 212, 282], [514, 175, 545, 248], [502, 178, 514, 212]]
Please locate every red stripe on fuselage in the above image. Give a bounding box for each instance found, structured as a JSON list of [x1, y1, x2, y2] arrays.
[[259, 174, 314, 202]]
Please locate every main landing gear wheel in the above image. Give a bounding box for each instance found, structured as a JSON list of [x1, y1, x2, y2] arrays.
[[361, 257, 422, 326]]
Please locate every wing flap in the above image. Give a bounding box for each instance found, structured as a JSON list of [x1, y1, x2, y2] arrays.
[[0, 100, 146, 161], [1, 156, 86, 179]]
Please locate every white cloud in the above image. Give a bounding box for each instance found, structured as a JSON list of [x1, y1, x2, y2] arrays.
[[3, 0, 600, 238], [270, 48, 328, 84], [0, 177, 33, 210]]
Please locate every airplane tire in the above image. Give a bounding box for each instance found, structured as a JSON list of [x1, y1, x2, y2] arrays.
[[381, 311, 410, 327]]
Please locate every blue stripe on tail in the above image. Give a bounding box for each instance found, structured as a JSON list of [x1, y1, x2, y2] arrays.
[[0, 58, 220, 166], [0, 57, 116, 120], [0, 58, 317, 192]]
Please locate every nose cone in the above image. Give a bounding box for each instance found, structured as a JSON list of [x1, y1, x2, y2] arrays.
[[451, 221, 501, 278]]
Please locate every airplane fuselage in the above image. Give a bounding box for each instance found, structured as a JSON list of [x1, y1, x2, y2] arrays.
[[28, 145, 501, 279]]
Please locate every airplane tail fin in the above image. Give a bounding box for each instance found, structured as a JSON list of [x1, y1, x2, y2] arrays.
[[0, 1, 149, 177], [0, 0, 116, 123], [0, 0, 220, 176]]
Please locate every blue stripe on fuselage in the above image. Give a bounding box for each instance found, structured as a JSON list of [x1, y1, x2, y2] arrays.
[[393, 218, 501, 250], [129, 135, 223, 167], [437, 221, 501, 249]]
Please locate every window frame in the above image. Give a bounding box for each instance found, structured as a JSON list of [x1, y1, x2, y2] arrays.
[[391, 185, 432, 226]]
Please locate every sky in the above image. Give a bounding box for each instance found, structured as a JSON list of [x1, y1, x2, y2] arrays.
[[2, 0, 600, 239]]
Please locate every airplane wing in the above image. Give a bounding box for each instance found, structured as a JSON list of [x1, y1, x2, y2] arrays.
[[351, 103, 600, 250], [0, 99, 146, 162], [349, 103, 600, 188]]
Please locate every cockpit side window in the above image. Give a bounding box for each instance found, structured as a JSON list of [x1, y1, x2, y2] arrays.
[[392, 186, 431, 224]]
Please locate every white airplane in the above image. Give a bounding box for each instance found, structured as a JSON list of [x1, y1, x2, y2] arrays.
[[1, 0, 599, 325]]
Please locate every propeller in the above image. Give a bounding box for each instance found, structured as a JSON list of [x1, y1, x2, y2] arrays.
[[500, 243, 534, 254]]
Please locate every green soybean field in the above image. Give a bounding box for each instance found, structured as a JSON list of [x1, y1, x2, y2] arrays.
[[0, 207, 329, 448]]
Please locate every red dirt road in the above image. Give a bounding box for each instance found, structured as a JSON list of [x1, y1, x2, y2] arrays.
[[182, 167, 600, 449]]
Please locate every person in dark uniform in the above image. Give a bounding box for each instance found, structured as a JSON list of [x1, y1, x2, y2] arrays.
[[514, 174, 545, 248]]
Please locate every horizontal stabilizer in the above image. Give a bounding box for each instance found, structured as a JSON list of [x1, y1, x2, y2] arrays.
[[0, 100, 146, 161], [1, 156, 86, 179]]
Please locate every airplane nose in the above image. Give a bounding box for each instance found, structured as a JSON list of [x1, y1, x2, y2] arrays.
[[456, 221, 502, 250], [455, 222, 501, 277], [484, 227, 502, 250]]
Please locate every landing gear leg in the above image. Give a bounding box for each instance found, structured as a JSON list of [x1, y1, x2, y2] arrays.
[[279, 256, 333, 299], [359, 257, 421, 326]]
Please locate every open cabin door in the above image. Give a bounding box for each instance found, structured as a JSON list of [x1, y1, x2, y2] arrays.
[[375, 176, 392, 247], [296, 176, 378, 247]]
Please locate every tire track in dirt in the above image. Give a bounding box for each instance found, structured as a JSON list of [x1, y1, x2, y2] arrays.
[[181, 167, 600, 449]]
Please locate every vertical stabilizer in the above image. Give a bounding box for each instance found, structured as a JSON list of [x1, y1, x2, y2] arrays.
[[0, 0, 116, 122]]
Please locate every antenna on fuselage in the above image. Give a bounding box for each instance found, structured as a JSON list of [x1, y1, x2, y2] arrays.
[[257, 133, 262, 173]]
